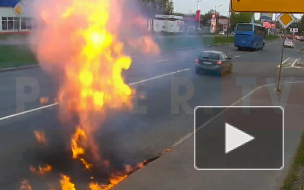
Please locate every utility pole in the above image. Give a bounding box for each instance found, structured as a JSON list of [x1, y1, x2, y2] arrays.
[[227, 10, 230, 37], [197, 0, 200, 10]]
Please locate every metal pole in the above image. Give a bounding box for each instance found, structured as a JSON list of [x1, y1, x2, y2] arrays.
[[197, 0, 200, 10], [18, 15, 20, 32], [251, 13, 254, 24], [227, 10, 230, 37], [276, 29, 285, 92]]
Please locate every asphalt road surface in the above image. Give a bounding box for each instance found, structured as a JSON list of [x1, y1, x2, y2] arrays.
[[1, 39, 304, 189]]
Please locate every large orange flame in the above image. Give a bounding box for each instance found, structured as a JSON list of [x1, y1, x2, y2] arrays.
[[60, 175, 76, 190], [30, 0, 159, 188], [71, 127, 86, 159]]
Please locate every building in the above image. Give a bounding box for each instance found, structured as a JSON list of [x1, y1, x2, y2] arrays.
[[0, 0, 32, 33]]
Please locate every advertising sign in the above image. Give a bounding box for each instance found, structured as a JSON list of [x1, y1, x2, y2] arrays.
[[290, 28, 298, 33], [218, 18, 229, 25], [263, 22, 276, 29], [210, 14, 217, 33], [196, 10, 201, 21], [260, 13, 273, 22]]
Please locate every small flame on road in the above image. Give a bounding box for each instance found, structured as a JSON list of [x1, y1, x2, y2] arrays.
[[71, 127, 86, 159], [87, 174, 127, 190], [30, 164, 52, 174], [34, 130, 47, 146], [40, 97, 49, 105], [80, 158, 93, 170], [19, 180, 32, 190], [60, 175, 76, 190]]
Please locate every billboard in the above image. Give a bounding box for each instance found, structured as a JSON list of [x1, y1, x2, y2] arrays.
[[218, 18, 228, 25], [290, 28, 298, 33], [260, 13, 273, 22], [263, 22, 276, 29], [210, 14, 217, 33]]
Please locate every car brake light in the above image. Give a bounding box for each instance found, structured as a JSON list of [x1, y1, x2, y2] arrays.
[[196, 59, 199, 63], [217, 61, 222, 65]]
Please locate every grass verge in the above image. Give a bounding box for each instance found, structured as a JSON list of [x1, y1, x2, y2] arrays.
[[282, 132, 304, 190], [155, 36, 235, 51], [298, 48, 304, 53], [0, 45, 37, 69], [265, 35, 280, 41]]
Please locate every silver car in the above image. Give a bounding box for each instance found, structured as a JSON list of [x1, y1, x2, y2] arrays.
[[195, 51, 233, 76], [284, 39, 294, 48]]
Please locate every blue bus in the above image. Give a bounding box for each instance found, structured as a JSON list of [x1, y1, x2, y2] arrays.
[[234, 23, 266, 50]]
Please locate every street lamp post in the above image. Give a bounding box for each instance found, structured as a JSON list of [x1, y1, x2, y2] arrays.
[[215, 4, 222, 14], [227, 10, 231, 37], [214, 4, 222, 33]]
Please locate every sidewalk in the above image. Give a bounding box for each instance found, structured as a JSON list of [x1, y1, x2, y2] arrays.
[[114, 82, 304, 190]]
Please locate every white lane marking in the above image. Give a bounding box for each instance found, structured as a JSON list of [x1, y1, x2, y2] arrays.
[[155, 59, 171, 63], [0, 68, 191, 121], [129, 68, 190, 86], [235, 55, 241, 58], [282, 66, 302, 69], [0, 65, 38, 72], [292, 58, 300, 67], [283, 57, 291, 64], [277, 57, 291, 68], [0, 103, 58, 121], [297, 58, 302, 64]]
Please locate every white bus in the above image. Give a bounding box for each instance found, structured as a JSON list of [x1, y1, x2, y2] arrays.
[[149, 14, 184, 33]]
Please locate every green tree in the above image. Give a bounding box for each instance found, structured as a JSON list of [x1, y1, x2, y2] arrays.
[[230, 12, 252, 28], [139, 0, 174, 15], [300, 14, 304, 26], [157, 0, 174, 15]]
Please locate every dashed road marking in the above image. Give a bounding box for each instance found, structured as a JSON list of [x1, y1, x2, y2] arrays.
[[155, 59, 171, 63], [0, 68, 191, 121]]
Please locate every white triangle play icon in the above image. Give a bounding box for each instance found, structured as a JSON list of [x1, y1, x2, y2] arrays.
[[225, 123, 255, 154]]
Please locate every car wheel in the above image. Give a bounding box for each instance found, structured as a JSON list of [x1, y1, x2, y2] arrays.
[[237, 47, 242, 51]]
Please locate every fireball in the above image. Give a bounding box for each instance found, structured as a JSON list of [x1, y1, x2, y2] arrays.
[[29, 0, 159, 188]]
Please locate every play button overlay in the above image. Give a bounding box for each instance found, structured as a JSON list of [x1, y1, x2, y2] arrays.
[[194, 106, 284, 170], [225, 123, 255, 154]]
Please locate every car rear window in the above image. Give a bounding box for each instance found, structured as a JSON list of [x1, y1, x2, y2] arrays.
[[236, 24, 253, 31], [200, 52, 220, 60]]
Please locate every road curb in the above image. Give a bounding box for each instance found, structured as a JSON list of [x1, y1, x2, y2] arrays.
[[0, 64, 38, 73]]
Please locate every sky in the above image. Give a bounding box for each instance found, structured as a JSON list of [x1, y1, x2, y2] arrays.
[[172, 0, 302, 19]]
